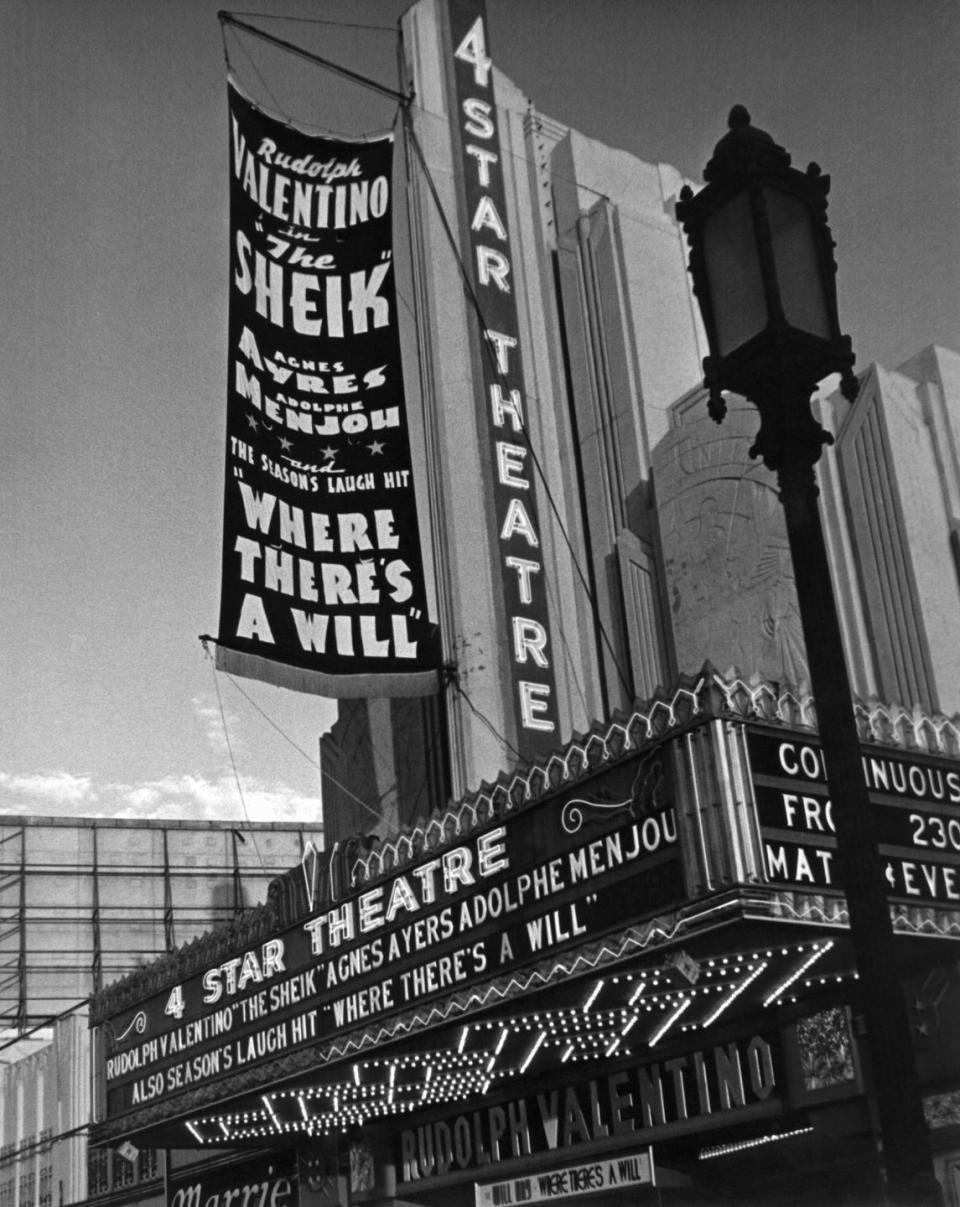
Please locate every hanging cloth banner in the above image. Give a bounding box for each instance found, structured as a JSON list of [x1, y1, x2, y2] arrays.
[[215, 84, 440, 697]]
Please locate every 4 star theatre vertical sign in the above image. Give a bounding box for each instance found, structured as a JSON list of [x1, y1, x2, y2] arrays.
[[216, 85, 440, 696], [447, 1, 561, 750]]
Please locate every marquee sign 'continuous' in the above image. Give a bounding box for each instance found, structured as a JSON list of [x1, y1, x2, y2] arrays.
[[99, 752, 682, 1123], [215, 85, 440, 697], [748, 728, 960, 906]]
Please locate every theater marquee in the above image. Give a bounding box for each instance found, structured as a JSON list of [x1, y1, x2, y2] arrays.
[[91, 674, 960, 1151], [98, 744, 682, 1125]]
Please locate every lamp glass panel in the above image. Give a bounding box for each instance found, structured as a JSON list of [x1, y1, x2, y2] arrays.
[[764, 186, 831, 338], [702, 190, 767, 357]]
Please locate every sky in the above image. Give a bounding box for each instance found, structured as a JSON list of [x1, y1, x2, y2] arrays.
[[2, 0, 957, 827]]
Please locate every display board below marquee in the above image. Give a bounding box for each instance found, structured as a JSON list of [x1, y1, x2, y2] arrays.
[[91, 671, 960, 1145]]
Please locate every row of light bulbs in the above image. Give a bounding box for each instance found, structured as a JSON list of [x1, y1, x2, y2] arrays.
[[185, 939, 847, 1144]]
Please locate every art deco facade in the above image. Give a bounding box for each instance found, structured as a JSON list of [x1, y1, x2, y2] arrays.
[[323, 0, 960, 844]]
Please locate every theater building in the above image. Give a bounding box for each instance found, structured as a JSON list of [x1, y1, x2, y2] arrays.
[[321, 0, 960, 844], [88, 0, 960, 1203]]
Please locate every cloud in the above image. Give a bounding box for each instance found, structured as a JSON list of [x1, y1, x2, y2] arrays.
[[192, 694, 241, 760], [0, 770, 98, 807], [0, 770, 320, 824], [113, 773, 320, 824]]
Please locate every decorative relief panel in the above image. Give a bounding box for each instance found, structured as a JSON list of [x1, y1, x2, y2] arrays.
[[653, 400, 808, 687]]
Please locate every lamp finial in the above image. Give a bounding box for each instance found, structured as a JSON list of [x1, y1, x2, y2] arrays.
[[704, 106, 790, 183]]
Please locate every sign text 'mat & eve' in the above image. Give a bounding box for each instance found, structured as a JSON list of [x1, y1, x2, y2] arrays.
[[749, 730, 960, 905]]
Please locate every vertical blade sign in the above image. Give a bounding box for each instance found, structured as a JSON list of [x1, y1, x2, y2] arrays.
[[216, 87, 440, 697], [447, 1, 561, 751]]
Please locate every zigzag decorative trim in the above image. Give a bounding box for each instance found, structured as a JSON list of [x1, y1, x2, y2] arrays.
[[744, 888, 960, 941], [90, 665, 960, 1023], [350, 667, 960, 885], [350, 674, 708, 884], [714, 672, 960, 756], [311, 911, 684, 1066]]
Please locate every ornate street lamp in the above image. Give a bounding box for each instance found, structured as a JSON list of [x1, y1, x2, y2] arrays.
[[676, 108, 940, 1207]]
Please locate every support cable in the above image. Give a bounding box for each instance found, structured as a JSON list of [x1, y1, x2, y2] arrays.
[[0, 1125, 90, 1165], [227, 12, 397, 34], [221, 20, 285, 118], [200, 636, 402, 830], [218, 664, 394, 823], [208, 657, 265, 872], [218, 12, 412, 106], [397, 53, 467, 792], [450, 679, 522, 762], [0, 1000, 89, 1058]]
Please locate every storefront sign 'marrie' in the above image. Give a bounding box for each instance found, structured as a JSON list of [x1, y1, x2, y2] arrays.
[[167, 1152, 295, 1207]]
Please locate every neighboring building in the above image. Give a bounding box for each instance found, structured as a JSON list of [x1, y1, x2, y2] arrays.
[[820, 345, 960, 717], [0, 817, 319, 1207], [0, 816, 314, 1029], [321, 697, 450, 847]]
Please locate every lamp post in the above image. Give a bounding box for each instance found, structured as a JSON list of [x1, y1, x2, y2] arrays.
[[676, 107, 940, 1207]]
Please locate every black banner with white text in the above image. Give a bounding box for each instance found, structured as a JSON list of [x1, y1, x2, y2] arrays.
[[216, 85, 440, 696]]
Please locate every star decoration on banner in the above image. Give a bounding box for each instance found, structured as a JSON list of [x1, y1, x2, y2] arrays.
[[278, 436, 293, 452], [321, 446, 337, 461], [368, 440, 385, 456], [246, 414, 259, 432]]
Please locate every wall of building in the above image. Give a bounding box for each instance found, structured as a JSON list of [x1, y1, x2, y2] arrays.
[[0, 1015, 93, 1207], [0, 816, 318, 1207], [0, 816, 313, 1029], [651, 390, 801, 686], [820, 346, 960, 715], [321, 695, 450, 847]]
